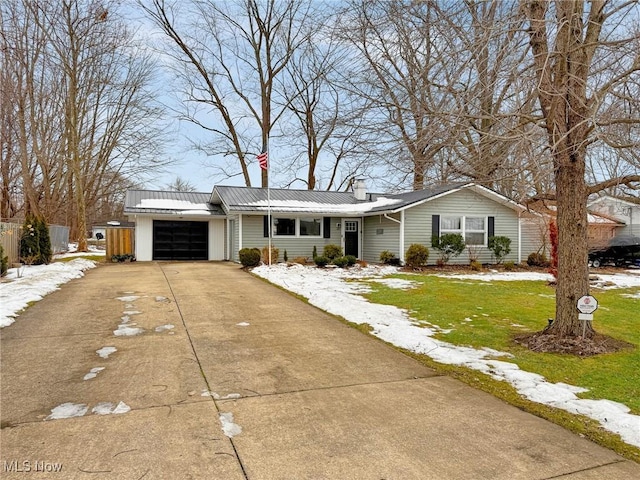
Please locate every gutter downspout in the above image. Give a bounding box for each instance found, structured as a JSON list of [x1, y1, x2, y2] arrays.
[[238, 214, 243, 257], [518, 212, 522, 264], [384, 213, 404, 263]]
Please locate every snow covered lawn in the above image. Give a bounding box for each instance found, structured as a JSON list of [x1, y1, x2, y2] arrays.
[[253, 263, 640, 449]]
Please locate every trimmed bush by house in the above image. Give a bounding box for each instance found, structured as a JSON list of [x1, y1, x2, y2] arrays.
[[261, 246, 279, 265], [379, 250, 395, 264], [503, 261, 516, 271], [323, 244, 343, 260], [380, 250, 401, 265], [433, 233, 465, 264], [345, 255, 357, 266], [239, 248, 261, 267], [487, 236, 511, 264], [527, 252, 549, 267], [405, 244, 429, 268], [314, 256, 329, 267], [332, 256, 349, 268]]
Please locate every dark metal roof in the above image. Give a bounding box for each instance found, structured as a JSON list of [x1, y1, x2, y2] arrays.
[[124, 190, 225, 216], [125, 182, 524, 217], [367, 183, 470, 213], [212, 185, 359, 208], [212, 183, 472, 215]]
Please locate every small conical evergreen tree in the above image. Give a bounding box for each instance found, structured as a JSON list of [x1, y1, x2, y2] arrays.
[[37, 216, 52, 264], [20, 213, 40, 264]]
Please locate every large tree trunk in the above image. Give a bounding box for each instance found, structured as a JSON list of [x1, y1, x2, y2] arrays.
[[526, 0, 606, 338], [549, 154, 593, 337]]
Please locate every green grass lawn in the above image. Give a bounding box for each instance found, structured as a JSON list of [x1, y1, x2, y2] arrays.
[[362, 274, 640, 414], [53, 255, 106, 263]]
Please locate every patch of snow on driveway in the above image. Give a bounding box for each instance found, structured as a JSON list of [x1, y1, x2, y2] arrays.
[[219, 412, 242, 437]]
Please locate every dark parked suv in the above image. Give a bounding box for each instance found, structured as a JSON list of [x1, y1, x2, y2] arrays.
[[589, 235, 640, 268]]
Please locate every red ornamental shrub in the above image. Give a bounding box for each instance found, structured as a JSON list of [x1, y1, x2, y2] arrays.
[[548, 220, 558, 280]]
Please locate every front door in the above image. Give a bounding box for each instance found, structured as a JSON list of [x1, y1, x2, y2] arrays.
[[343, 219, 359, 258]]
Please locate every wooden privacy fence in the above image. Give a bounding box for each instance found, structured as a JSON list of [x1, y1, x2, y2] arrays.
[[106, 227, 135, 259], [0, 222, 21, 264], [0, 222, 71, 264]]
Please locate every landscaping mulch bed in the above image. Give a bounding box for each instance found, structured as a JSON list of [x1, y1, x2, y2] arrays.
[[514, 331, 635, 357]]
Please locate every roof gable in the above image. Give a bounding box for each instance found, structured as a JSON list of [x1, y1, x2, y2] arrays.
[[588, 194, 640, 209]]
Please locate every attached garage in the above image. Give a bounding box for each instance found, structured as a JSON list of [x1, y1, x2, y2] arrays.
[[124, 190, 226, 262], [153, 220, 208, 260]]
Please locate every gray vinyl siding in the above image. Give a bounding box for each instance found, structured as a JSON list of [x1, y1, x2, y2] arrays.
[[363, 214, 401, 263], [620, 224, 640, 237], [521, 216, 549, 259], [589, 198, 640, 237], [403, 189, 520, 265], [237, 214, 344, 261], [228, 215, 240, 262]]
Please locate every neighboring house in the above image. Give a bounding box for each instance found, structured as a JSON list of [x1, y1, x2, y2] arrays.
[[521, 202, 625, 256], [125, 182, 534, 264], [588, 195, 640, 237]]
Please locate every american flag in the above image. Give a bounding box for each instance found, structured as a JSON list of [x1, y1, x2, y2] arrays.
[[257, 151, 268, 170]]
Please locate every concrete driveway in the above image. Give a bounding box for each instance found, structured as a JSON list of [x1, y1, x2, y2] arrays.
[[1, 262, 638, 479]]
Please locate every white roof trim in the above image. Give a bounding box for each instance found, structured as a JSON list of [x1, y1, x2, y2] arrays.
[[385, 183, 527, 215], [588, 195, 639, 209]]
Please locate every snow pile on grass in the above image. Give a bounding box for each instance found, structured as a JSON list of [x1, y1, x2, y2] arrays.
[[253, 263, 640, 449], [0, 259, 97, 328]]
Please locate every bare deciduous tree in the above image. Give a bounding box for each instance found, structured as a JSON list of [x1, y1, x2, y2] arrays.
[[278, 27, 374, 191], [1, 0, 167, 246], [338, 0, 455, 191], [525, 0, 640, 338], [142, 0, 320, 188], [165, 176, 198, 192]]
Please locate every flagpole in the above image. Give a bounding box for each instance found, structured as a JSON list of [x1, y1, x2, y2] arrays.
[[267, 149, 272, 266], [257, 148, 271, 264]]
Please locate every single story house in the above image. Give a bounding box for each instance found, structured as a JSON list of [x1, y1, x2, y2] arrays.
[[520, 201, 625, 255], [124, 181, 536, 264], [588, 195, 639, 237]]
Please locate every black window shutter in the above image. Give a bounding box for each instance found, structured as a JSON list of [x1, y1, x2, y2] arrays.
[[323, 217, 331, 238], [263, 216, 269, 237], [431, 215, 440, 247], [488, 216, 495, 239]]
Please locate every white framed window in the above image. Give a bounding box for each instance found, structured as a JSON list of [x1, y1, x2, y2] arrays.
[[344, 220, 358, 232], [273, 217, 323, 237], [464, 217, 485, 245], [273, 217, 296, 236], [299, 217, 322, 237], [441, 216, 462, 234], [440, 216, 486, 246]]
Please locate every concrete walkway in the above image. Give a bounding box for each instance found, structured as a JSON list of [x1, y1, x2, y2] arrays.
[[1, 262, 638, 479]]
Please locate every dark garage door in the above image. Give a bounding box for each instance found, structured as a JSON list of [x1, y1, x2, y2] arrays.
[[153, 220, 208, 260]]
